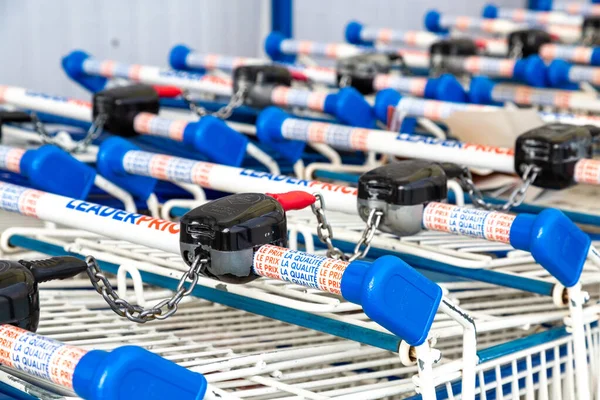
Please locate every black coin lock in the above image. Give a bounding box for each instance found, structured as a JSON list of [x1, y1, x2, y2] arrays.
[[336, 54, 393, 95], [358, 160, 448, 236], [233, 65, 293, 108], [93, 84, 160, 137], [429, 38, 478, 74], [0, 256, 88, 332], [515, 123, 593, 189], [507, 29, 552, 58], [180, 193, 288, 284]]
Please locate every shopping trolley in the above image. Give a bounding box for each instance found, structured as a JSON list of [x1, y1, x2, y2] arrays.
[[1, 180, 599, 399], [263, 32, 432, 72], [169, 44, 340, 87], [425, 10, 582, 43], [60, 50, 376, 129], [347, 18, 600, 69], [0, 255, 210, 400], [4, 12, 600, 400], [530, 0, 600, 15], [0, 84, 596, 396], [170, 44, 468, 106]]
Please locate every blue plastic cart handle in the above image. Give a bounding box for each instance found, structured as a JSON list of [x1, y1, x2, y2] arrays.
[[74, 345, 208, 399], [0, 144, 96, 199]]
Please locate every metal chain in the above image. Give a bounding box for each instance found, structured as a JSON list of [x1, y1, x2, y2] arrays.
[[391, 55, 412, 76], [338, 74, 351, 88], [460, 164, 541, 211], [31, 112, 107, 154], [310, 193, 348, 260], [182, 83, 248, 120], [508, 40, 523, 59], [311, 193, 384, 261], [86, 254, 208, 323], [429, 55, 444, 78], [348, 208, 384, 262], [582, 28, 596, 47]]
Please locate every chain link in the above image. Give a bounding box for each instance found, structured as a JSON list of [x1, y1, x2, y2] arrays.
[[391, 55, 412, 76], [32, 112, 107, 154], [338, 75, 351, 88], [348, 208, 384, 262], [86, 254, 208, 323], [310, 193, 348, 260], [460, 164, 541, 211], [429, 55, 444, 78], [311, 193, 384, 261], [582, 27, 597, 47], [182, 84, 248, 120], [508, 40, 523, 59]]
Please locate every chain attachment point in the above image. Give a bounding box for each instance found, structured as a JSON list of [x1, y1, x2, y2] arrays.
[[349, 208, 384, 262]]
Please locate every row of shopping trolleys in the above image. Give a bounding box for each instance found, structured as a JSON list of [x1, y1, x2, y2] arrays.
[[5, 4, 600, 399]]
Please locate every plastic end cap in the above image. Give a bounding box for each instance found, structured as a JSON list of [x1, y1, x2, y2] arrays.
[[432, 74, 468, 102], [169, 44, 192, 71], [341, 256, 442, 346], [482, 4, 498, 18], [61, 50, 107, 93], [591, 49, 600, 67], [400, 117, 418, 133], [96, 137, 157, 200], [256, 107, 306, 164], [185, 117, 248, 167], [425, 10, 447, 34], [20, 145, 96, 200], [529, 0, 552, 11], [510, 209, 591, 288], [73, 347, 207, 400], [345, 21, 369, 45], [516, 56, 548, 88], [265, 32, 296, 63], [335, 87, 376, 128], [546, 59, 572, 88], [469, 76, 496, 105], [374, 89, 402, 123]]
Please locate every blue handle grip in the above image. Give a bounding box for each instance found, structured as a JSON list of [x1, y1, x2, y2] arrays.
[[96, 137, 158, 200], [424, 74, 469, 102], [256, 107, 306, 163], [373, 76, 467, 122], [592, 49, 600, 66], [341, 256, 442, 346], [528, 0, 552, 11], [334, 87, 377, 128], [425, 10, 448, 34], [374, 89, 402, 123], [510, 209, 591, 288], [483, 3, 499, 18], [62, 50, 108, 93], [20, 145, 96, 199], [469, 76, 497, 105], [345, 21, 371, 46], [182, 117, 249, 167], [547, 59, 581, 90], [169, 44, 195, 72], [514, 55, 548, 87], [265, 32, 296, 63], [73, 346, 207, 400]]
